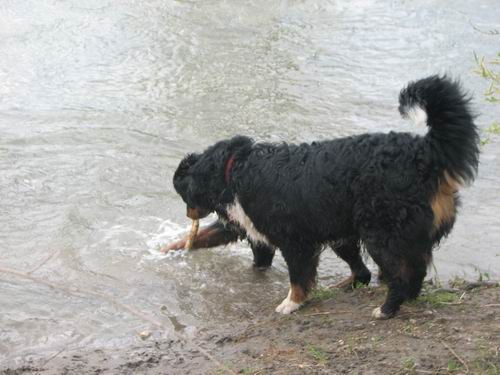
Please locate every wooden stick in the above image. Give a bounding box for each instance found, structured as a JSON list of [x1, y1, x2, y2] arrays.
[[185, 219, 199, 250], [441, 340, 469, 373]]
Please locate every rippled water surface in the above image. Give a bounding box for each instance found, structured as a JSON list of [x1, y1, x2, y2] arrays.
[[1, 0, 499, 365]]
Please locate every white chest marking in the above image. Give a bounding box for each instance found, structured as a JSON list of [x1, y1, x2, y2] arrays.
[[226, 197, 271, 246]]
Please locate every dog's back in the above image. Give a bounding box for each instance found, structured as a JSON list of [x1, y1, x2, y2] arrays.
[[237, 76, 480, 246]]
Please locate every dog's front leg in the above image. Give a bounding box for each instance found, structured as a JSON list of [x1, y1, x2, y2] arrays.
[[275, 284, 307, 314], [249, 241, 275, 270], [275, 247, 320, 314]]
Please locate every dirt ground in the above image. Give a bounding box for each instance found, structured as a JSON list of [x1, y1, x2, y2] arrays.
[[2, 280, 499, 375]]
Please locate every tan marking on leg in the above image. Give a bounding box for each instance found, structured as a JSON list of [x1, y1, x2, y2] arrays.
[[431, 171, 460, 233], [396, 261, 413, 282], [290, 283, 307, 304]]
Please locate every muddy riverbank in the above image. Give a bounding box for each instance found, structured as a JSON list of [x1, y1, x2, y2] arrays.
[[3, 280, 498, 375]]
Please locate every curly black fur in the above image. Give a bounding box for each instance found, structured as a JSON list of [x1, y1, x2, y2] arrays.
[[173, 76, 479, 318]]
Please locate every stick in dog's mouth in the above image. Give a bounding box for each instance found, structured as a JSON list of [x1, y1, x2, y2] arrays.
[[185, 219, 199, 250]]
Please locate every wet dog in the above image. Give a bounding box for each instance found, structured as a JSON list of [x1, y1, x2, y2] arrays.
[[172, 76, 479, 318]]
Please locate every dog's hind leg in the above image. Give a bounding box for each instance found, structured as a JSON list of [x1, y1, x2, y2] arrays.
[[330, 237, 371, 289], [365, 241, 430, 319], [275, 246, 320, 314]]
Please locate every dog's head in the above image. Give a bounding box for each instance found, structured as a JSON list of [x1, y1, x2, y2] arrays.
[[173, 136, 253, 220]]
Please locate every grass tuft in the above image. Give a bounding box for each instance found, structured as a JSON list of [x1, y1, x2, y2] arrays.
[[306, 344, 329, 364], [485, 122, 500, 135], [309, 286, 338, 301], [474, 52, 500, 104], [474, 52, 499, 148], [414, 290, 458, 307], [401, 357, 417, 373], [447, 359, 463, 373]]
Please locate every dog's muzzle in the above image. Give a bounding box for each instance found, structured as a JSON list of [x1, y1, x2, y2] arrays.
[[186, 207, 210, 220]]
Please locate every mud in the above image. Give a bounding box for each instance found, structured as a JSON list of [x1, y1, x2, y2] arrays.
[[2, 281, 498, 375]]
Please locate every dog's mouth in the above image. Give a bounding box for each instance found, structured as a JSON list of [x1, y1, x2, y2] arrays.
[[186, 207, 210, 220]]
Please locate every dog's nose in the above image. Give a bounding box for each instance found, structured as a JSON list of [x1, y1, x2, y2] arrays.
[[186, 207, 209, 220], [186, 207, 199, 219]]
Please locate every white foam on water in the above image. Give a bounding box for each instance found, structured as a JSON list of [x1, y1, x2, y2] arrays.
[[143, 219, 188, 261], [143, 214, 218, 260]]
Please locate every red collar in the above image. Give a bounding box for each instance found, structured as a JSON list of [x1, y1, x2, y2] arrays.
[[224, 155, 235, 185]]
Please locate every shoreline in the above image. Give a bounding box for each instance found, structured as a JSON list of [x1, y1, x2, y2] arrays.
[[2, 280, 498, 375]]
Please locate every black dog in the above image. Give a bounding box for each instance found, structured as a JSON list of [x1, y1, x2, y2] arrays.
[[172, 76, 479, 318]]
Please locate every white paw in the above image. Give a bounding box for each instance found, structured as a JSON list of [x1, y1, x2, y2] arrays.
[[275, 296, 301, 314], [371, 306, 389, 320]]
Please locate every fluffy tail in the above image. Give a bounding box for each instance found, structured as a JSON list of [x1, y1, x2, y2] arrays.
[[399, 75, 480, 184]]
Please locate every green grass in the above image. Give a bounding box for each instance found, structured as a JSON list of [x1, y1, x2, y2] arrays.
[[414, 290, 458, 307], [447, 359, 463, 373], [471, 358, 499, 375], [401, 357, 417, 373], [474, 52, 500, 104], [474, 52, 499, 148], [449, 276, 468, 289], [472, 338, 499, 374], [309, 286, 338, 301], [353, 280, 369, 289], [479, 122, 500, 147], [306, 344, 329, 364], [481, 137, 491, 146], [486, 122, 500, 135]]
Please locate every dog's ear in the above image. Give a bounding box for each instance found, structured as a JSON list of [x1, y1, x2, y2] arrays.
[[174, 153, 200, 178], [173, 153, 200, 195]]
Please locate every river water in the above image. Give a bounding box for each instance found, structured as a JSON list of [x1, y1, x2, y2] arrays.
[[1, 0, 499, 367]]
